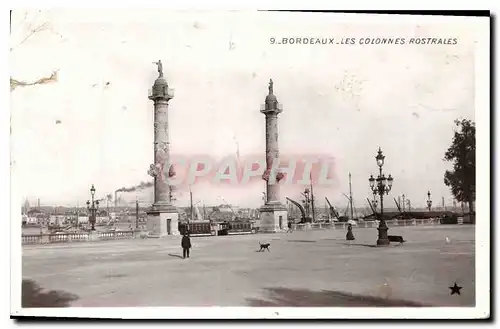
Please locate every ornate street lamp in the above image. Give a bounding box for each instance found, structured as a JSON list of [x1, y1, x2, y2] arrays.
[[86, 184, 99, 231], [369, 148, 393, 246], [372, 196, 378, 211], [302, 188, 311, 218], [427, 191, 433, 212]]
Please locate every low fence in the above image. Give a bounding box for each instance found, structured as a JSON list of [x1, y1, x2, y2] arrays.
[[22, 230, 136, 245], [23, 218, 445, 245], [291, 218, 441, 231], [95, 230, 135, 240]]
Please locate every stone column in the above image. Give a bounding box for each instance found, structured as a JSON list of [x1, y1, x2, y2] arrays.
[[259, 79, 287, 233], [146, 60, 179, 237], [265, 113, 280, 203], [153, 98, 171, 206]]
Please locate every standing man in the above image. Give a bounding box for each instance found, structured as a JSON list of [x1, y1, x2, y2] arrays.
[[181, 232, 192, 259]]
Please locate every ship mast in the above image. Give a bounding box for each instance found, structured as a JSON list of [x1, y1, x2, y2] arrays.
[[349, 172, 354, 221], [310, 172, 316, 222], [189, 185, 193, 222]]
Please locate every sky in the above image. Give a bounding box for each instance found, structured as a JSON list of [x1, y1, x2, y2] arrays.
[[10, 10, 479, 210]]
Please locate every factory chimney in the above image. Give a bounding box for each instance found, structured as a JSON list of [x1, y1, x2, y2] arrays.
[[136, 199, 139, 229]]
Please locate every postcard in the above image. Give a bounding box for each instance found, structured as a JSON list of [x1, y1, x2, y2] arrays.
[[9, 9, 490, 319]]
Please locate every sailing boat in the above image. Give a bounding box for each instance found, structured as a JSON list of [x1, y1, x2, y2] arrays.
[[194, 204, 204, 221], [338, 173, 359, 225]]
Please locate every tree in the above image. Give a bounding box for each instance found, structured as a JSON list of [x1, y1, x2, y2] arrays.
[[443, 119, 476, 223]]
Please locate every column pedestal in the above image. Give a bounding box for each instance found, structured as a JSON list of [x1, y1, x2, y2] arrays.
[[259, 202, 288, 233], [376, 221, 390, 246], [146, 203, 180, 237]]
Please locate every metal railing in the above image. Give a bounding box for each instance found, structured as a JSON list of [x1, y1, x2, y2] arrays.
[[22, 230, 136, 245], [98, 231, 134, 240], [22, 218, 446, 245], [291, 218, 441, 231]]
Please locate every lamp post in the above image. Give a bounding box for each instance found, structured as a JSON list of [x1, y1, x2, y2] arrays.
[[369, 148, 394, 246], [427, 191, 432, 212], [86, 184, 99, 231], [302, 188, 311, 219], [372, 194, 378, 212]]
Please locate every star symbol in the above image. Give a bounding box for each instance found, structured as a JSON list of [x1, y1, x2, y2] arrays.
[[449, 282, 462, 295]]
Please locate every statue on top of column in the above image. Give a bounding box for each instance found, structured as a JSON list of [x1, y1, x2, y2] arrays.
[[153, 60, 163, 78], [268, 78, 274, 94]]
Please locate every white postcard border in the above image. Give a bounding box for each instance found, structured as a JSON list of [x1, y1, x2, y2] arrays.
[[8, 11, 491, 320]]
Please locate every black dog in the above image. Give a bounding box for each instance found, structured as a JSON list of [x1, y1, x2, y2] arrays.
[[388, 235, 406, 244], [258, 242, 271, 252]]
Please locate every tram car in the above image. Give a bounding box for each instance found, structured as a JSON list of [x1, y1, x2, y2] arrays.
[[178, 220, 255, 237], [210, 220, 254, 236], [216, 221, 230, 236], [178, 220, 213, 236], [227, 220, 254, 234]]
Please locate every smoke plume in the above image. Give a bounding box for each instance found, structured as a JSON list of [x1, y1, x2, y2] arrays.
[[115, 181, 153, 193]]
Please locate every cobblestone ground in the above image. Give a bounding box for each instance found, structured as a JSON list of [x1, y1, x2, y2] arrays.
[[22, 225, 475, 307]]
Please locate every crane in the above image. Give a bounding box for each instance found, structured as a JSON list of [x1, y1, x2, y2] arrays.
[[394, 197, 402, 213], [366, 198, 377, 219], [286, 197, 310, 223], [325, 197, 340, 221]]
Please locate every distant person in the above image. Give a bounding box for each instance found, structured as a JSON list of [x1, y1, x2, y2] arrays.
[[287, 221, 293, 233], [181, 232, 192, 259], [346, 223, 355, 243]]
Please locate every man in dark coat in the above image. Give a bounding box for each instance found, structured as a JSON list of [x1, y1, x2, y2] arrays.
[[181, 233, 192, 259]]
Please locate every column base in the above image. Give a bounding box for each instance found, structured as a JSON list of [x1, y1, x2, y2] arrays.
[[376, 238, 390, 246], [259, 203, 288, 233], [146, 204, 180, 237], [376, 223, 390, 246]]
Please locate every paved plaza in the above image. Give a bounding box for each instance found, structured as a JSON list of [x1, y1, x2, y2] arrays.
[[22, 225, 475, 307]]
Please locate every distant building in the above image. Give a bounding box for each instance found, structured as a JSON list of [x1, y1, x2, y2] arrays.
[[77, 216, 89, 224], [209, 210, 235, 222], [22, 199, 30, 215], [216, 204, 239, 213], [49, 215, 65, 226], [27, 208, 42, 216]]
